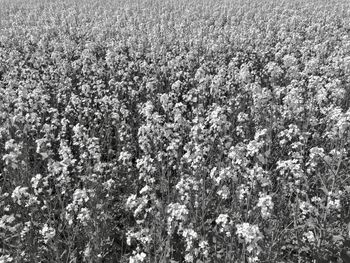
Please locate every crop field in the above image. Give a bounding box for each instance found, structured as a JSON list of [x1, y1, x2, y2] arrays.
[[1, 0, 350, 262]]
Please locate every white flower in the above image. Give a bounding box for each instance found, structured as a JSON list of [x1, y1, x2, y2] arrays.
[[126, 194, 137, 209], [311, 196, 322, 203], [20, 221, 31, 239], [248, 256, 259, 263], [309, 147, 325, 159], [216, 214, 232, 236], [119, 151, 132, 165], [199, 240, 209, 257], [139, 185, 151, 194], [217, 185, 230, 199], [72, 188, 89, 205], [40, 224, 56, 243], [184, 253, 194, 262], [236, 223, 263, 244], [299, 201, 315, 215], [83, 243, 91, 258], [31, 174, 42, 189], [0, 255, 13, 263], [11, 186, 29, 205], [129, 252, 146, 263], [327, 199, 341, 210], [303, 231, 315, 243], [167, 203, 189, 221], [77, 208, 91, 226], [0, 214, 15, 229], [216, 214, 229, 225], [237, 112, 249, 122], [257, 194, 274, 219], [182, 228, 198, 251]]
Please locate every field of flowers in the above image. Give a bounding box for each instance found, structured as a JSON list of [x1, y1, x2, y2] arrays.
[[1, 0, 350, 262]]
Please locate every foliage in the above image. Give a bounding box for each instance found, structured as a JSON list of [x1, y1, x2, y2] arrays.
[[1, 0, 350, 262]]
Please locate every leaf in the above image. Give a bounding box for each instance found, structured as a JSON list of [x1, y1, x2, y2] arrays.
[[320, 186, 328, 195]]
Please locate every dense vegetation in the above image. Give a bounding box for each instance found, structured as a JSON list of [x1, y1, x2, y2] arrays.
[[1, 0, 350, 262]]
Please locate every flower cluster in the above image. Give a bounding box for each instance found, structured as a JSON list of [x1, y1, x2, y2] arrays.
[[1, 0, 350, 262], [256, 193, 274, 219], [236, 223, 263, 262], [39, 224, 56, 244]]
